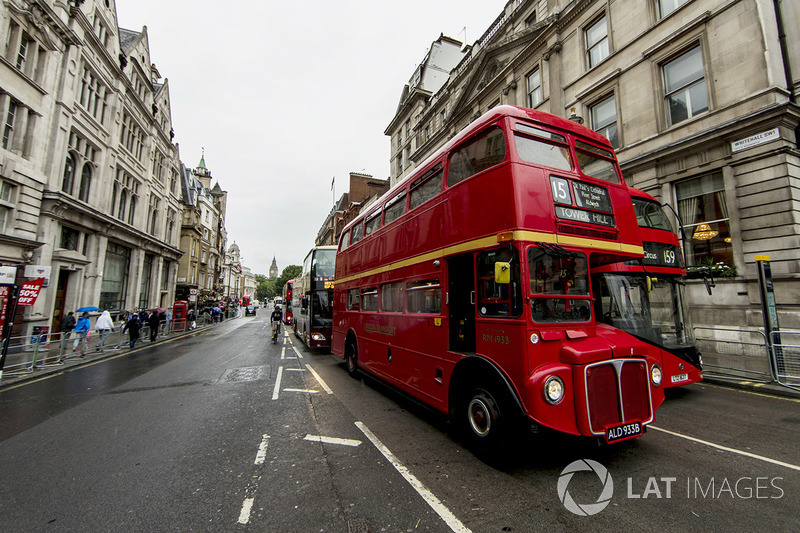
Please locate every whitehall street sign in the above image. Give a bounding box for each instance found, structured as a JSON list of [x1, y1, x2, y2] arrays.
[[731, 128, 779, 153]]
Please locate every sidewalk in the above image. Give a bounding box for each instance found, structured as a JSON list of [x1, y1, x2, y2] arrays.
[[700, 374, 800, 400], [0, 314, 240, 391]]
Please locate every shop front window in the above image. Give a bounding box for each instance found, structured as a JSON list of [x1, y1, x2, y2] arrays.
[[676, 173, 734, 275]]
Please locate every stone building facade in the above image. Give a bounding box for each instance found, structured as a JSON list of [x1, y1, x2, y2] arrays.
[[1, 0, 184, 339], [385, 0, 800, 334], [175, 155, 228, 308]]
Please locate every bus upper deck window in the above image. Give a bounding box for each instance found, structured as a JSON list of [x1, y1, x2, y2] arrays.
[[447, 126, 506, 186], [574, 140, 619, 183], [351, 221, 364, 244], [514, 124, 571, 171]]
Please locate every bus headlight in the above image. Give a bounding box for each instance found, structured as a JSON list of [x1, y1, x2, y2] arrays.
[[311, 333, 327, 342], [650, 364, 663, 387], [544, 376, 564, 404]]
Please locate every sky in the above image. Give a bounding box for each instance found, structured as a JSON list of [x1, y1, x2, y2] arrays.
[[115, 0, 506, 277]]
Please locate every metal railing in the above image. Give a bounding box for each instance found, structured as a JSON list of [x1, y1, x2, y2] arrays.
[[0, 314, 217, 379], [693, 326, 772, 382], [770, 330, 800, 391], [694, 325, 800, 392]]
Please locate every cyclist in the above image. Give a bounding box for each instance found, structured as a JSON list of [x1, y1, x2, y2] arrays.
[[270, 305, 283, 343]]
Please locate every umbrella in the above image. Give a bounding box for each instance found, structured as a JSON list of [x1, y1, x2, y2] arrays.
[[75, 306, 101, 313]]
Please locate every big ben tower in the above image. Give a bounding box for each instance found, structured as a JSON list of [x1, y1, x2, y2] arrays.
[[269, 257, 278, 278]]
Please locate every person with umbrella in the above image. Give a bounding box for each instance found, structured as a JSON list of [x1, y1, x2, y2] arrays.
[[72, 312, 91, 357]]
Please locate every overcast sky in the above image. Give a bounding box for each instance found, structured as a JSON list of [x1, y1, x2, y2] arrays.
[[115, 0, 505, 276]]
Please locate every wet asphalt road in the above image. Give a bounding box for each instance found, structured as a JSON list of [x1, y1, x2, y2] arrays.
[[0, 309, 798, 532]]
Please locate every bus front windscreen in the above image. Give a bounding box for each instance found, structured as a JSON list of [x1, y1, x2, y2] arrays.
[[529, 248, 591, 322], [597, 274, 694, 350], [312, 249, 336, 279]]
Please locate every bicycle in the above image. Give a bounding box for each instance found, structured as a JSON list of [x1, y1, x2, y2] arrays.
[[271, 319, 281, 343]]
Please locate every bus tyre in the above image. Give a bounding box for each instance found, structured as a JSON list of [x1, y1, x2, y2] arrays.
[[345, 342, 358, 378], [459, 386, 510, 452]]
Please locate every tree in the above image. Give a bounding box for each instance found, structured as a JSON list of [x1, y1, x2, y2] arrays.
[[276, 265, 302, 291]]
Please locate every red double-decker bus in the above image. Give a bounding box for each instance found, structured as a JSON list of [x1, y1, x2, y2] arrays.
[[592, 188, 702, 388], [333, 105, 666, 449], [282, 279, 295, 325]]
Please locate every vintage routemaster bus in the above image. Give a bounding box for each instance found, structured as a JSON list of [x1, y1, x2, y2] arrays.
[[282, 279, 295, 325], [294, 246, 336, 350], [333, 105, 666, 449], [593, 188, 702, 388]]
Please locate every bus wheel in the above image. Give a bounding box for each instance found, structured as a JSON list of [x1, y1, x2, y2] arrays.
[[459, 386, 508, 451], [345, 341, 358, 378]]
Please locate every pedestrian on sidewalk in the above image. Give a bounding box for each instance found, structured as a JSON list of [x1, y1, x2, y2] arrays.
[[123, 312, 141, 348], [59, 311, 76, 360], [72, 312, 91, 357], [148, 310, 160, 342], [94, 310, 115, 352]]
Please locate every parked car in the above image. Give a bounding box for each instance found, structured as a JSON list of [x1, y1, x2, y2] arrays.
[[245, 305, 256, 316]]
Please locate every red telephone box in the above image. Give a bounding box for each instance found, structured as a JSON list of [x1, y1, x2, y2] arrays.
[[173, 300, 188, 332]]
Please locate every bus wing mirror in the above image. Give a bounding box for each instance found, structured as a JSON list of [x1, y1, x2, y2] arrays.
[[495, 262, 511, 284]]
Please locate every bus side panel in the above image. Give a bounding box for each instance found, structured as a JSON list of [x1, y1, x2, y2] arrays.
[[443, 164, 517, 246]]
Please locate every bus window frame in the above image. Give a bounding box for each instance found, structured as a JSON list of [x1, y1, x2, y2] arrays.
[[364, 210, 381, 237], [383, 190, 407, 227], [347, 288, 360, 311], [476, 247, 523, 318], [380, 281, 404, 313], [447, 125, 507, 188], [406, 278, 442, 315], [574, 139, 621, 184], [351, 219, 364, 244], [512, 121, 573, 172], [360, 287, 378, 312], [528, 247, 593, 324], [339, 229, 351, 251], [409, 163, 444, 211]]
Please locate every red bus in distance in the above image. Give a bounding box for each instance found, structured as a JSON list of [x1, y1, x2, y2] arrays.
[[593, 188, 703, 387], [282, 279, 295, 325], [333, 105, 665, 451]]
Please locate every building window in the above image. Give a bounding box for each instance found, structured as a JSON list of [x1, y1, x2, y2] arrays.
[[2, 100, 17, 150], [676, 172, 732, 269], [586, 15, 609, 68], [62, 152, 76, 194], [64, 132, 98, 198], [139, 253, 154, 309], [526, 68, 542, 108], [591, 95, 619, 148], [166, 209, 175, 243], [60, 226, 81, 251], [112, 168, 140, 224], [147, 194, 160, 235], [0, 205, 9, 233], [78, 163, 92, 202], [397, 152, 403, 174], [657, 0, 690, 19], [121, 112, 145, 161], [161, 260, 170, 291], [79, 65, 108, 124], [663, 46, 708, 126], [100, 242, 131, 311], [5, 19, 46, 83], [0, 180, 14, 234]]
